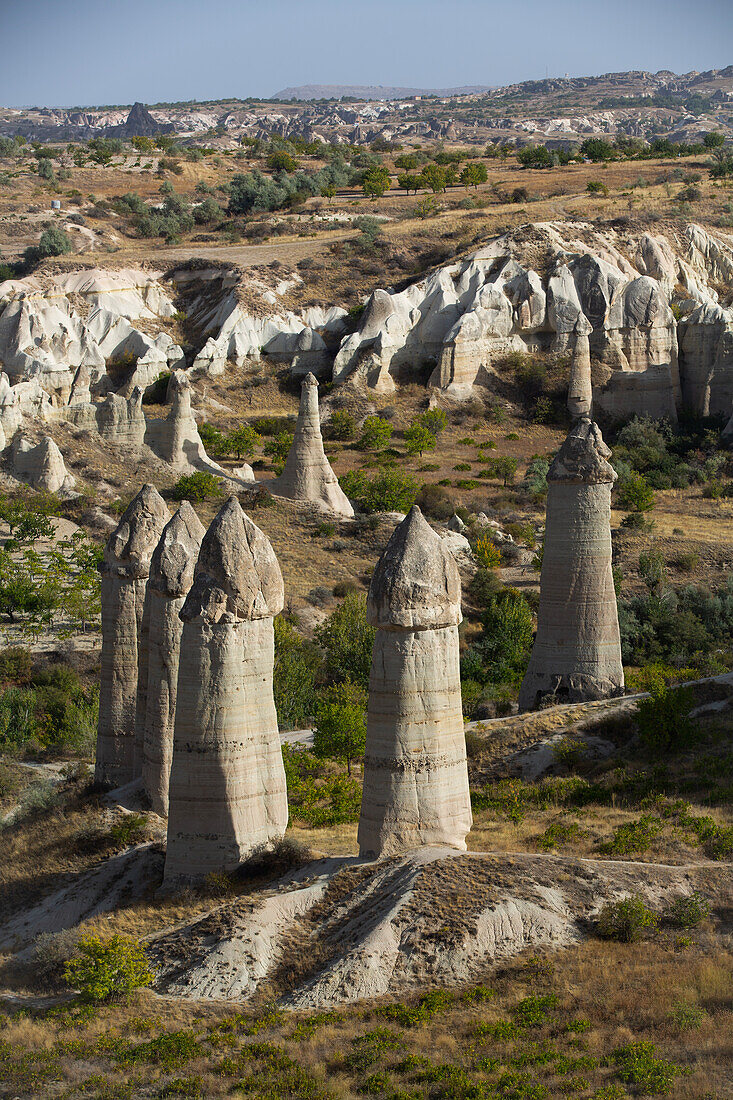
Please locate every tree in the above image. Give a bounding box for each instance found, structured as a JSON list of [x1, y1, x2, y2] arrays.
[[193, 196, 222, 224], [404, 423, 436, 457], [313, 680, 366, 775], [460, 163, 488, 189], [267, 151, 298, 172], [321, 184, 336, 202], [703, 132, 725, 148], [273, 615, 322, 729], [580, 138, 616, 162], [418, 408, 448, 435], [171, 472, 222, 502], [314, 592, 375, 689], [359, 415, 392, 450], [327, 410, 356, 441], [617, 472, 655, 513], [710, 149, 733, 179], [517, 145, 553, 169], [37, 226, 72, 258], [494, 456, 518, 486], [37, 158, 55, 182], [397, 173, 418, 194], [362, 165, 391, 199], [225, 424, 261, 461], [264, 431, 293, 464], [64, 934, 152, 1003], [421, 164, 447, 192]]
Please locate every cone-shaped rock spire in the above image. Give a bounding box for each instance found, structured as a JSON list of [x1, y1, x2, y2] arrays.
[[164, 497, 287, 884], [11, 435, 75, 494], [95, 484, 170, 788], [358, 505, 472, 858], [519, 418, 624, 710], [271, 373, 354, 517], [135, 502, 206, 814]]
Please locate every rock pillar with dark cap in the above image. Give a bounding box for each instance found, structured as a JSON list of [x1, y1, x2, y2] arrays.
[[519, 418, 624, 710], [358, 505, 472, 858], [95, 484, 170, 788], [271, 372, 354, 517], [164, 497, 287, 884], [136, 502, 206, 814]]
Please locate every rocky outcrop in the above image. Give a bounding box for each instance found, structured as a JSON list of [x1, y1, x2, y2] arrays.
[[270, 373, 354, 517], [143, 370, 215, 472], [519, 419, 623, 710], [95, 390, 147, 447], [95, 485, 170, 789], [10, 435, 75, 494], [567, 319, 593, 419], [358, 506, 472, 858], [164, 498, 287, 883], [137, 503, 206, 816]]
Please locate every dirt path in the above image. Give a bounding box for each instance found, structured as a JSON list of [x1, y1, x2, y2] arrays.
[[119, 230, 356, 271]]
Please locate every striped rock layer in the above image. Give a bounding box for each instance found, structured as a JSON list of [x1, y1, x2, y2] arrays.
[[164, 497, 287, 884], [358, 506, 472, 858], [519, 418, 624, 710], [272, 373, 354, 517], [95, 484, 170, 789], [135, 502, 206, 815]]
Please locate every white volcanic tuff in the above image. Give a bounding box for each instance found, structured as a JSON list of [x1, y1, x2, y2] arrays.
[[519, 419, 624, 710], [10, 435, 75, 494], [95, 485, 171, 789], [358, 506, 472, 858], [271, 373, 354, 518], [136, 502, 206, 815], [164, 498, 287, 883], [329, 221, 733, 422], [143, 370, 220, 473]]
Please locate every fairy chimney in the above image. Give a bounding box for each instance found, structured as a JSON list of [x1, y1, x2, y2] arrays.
[[519, 418, 624, 709], [164, 497, 287, 883], [271, 373, 354, 518], [358, 505, 472, 858], [95, 484, 170, 788]]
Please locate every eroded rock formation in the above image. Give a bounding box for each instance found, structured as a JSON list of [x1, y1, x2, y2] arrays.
[[271, 373, 354, 517], [95, 485, 170, 788], [136, 502, 206, 816], [164, 497, 287, 883], [519, 419, 624, 710], [358, 505, 472, 858], [10, 435, 75, 494]]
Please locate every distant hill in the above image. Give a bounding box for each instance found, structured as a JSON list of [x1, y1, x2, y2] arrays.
[[270, 84, 492, 101]]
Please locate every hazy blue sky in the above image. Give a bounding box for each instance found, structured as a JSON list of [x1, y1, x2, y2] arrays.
[[2, 0, 731, 106]]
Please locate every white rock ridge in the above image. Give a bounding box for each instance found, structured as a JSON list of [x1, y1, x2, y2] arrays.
[[519, 419, 624, 710], [358, 506, 472, 858], [95, 485, 170, 789], [164, 497, 288, 884], [10, 435, 75, 494], [271, 373, 354, 517]]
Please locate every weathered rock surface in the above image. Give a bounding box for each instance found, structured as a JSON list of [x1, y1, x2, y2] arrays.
[[271, 373, 354, 517], [10, 435, 75, 493], [143, 370, 217, 472], [358, 506, 472, 858], [95, 485, 170, 789], [164, 497, 287, 883], [136, 502, 206, 815], [519, 419, 624, 710]]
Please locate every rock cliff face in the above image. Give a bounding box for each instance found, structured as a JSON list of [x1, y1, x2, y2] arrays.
[[271, 373, 354, 517], [137, 503, 206, 816], [519, 419, 624, 710], [358, 506, 472, 858], [164, 498, 287, 883], [95, 485, 170, 789]]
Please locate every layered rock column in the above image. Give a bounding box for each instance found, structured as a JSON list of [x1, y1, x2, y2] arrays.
[[271, 373, 354, 518], [358, 506, 472, 858], [519, 418, 624, 710], [164, 497, 288, 884], [136, 502, 206, 815], [567, 317, 593, 420], [95, 485, 170, 788]]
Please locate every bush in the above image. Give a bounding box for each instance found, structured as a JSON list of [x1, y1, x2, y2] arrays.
[[359, 415, 393, 450], [586, 180, 609, 195], [610, 1041, 683, 1094], [313, 681, 366, 775], [264, 432, 293, 464], [404, 423, 436, 457], [273, 616, 322, 729], [341, 468, 419, 514], [32, 928, 83, 991], [64, 934, 153, 1002], [474, 536, 501, 570], [597, 896, 659, 942], [314, 592, 375, 689], [636, 685, 694, 752], [171, 472, 221, 502], [616, 472, 655, 512], [664, 891, 710, 928], [415, 483, 456, 521], [327, 410, 356, 441], [418, 408, 448, 435]]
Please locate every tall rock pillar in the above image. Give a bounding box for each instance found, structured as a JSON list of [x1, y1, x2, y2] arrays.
[[95, 484, 170, 789], [164, 497, 287, 884], [358, 505, 472, 858], [271, 373, 354, 517], [137, 502, 206, 815], [567, 317, 593, 420], [519, 418, 624, 710]]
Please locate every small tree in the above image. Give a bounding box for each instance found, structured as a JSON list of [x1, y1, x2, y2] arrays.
[[362, 166, 391, 199], [359, 415, 392, 450], [327, 410, 356, 441], [403, 423, 436, 457], [494, 456, 518, 486], [64, 934, 152, 1003], [313, 681, 367, 775], [37, 226, 72, 258], [617, 473, 655, 513], [314, 592, 375, 689], [460, 163, 488, 189], [474, 537, 501, 570], [418, 408, 448, 435], [171, 472, 221, 502], [264, 431, 294, 464], [225, 424, 261, 461]]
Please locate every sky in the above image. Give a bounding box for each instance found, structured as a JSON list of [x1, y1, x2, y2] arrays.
[[1, 0, 732, 107]]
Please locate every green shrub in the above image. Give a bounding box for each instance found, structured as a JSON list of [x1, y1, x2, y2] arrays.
[[418, 408, 448, 435], [636, 685, 694, 752], [616, 472, 655, 512], [109, 813, 149, 847], [313, 681, 366, 775], [340, 468, 419, 514], [596, 896, 659, 942], [667, 1002, 706, 1031], [264, 432, 294, 464], [404, 423, 436, 457], [314, 592, 375, 689], [512, 994, 560, 1027], [610, 1041, 683, 1094], [171, 472, 221, 502], [602, 815, 663, 856], [327, 410, 356, 441], [359, 415, 393, 450], [273, 616, 322, 730], [664, 891, 710, 928], [142, 371, 171, 405], [64, 934, 152, 1002]]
